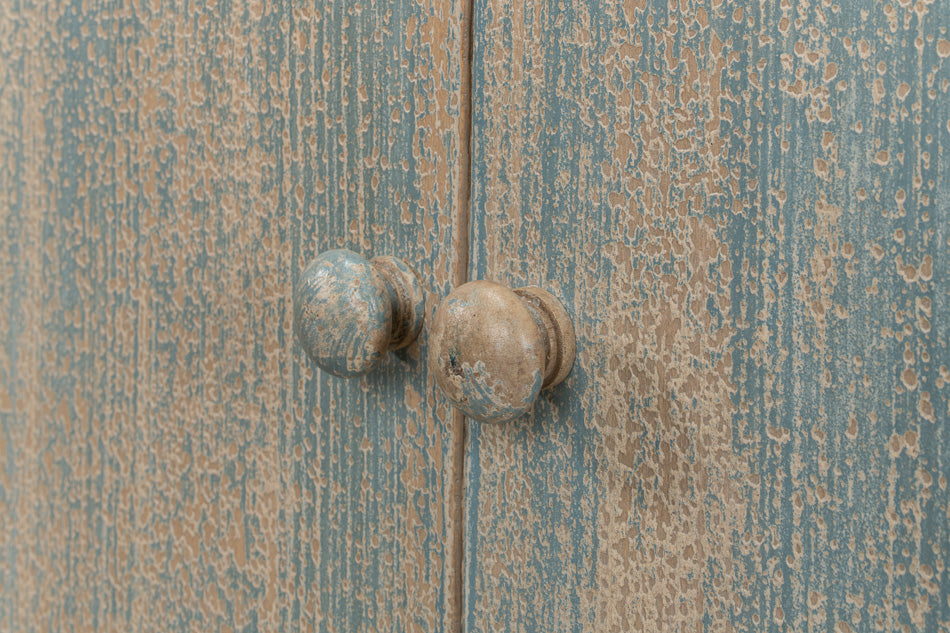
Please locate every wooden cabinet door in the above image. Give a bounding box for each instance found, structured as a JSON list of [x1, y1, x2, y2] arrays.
[[0, 1, 468, 631], [464, 0, 948, 631]]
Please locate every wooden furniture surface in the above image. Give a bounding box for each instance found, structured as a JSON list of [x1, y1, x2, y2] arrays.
[[0, 1, 468, 630], [1, 0, 947, 631], [465, 0, 948, 630]]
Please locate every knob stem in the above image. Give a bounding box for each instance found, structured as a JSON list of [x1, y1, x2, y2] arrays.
[[513, 287, 576, 389], [370, 256, 425, 350]]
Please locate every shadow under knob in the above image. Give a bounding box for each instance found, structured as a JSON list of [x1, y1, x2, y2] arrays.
[[428, 280, 575, 423], [294, 249, 425, 377]]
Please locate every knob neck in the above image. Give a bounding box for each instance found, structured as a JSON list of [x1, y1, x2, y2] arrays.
[[370, 256, 426, 350], [513, 286, 576, 389]]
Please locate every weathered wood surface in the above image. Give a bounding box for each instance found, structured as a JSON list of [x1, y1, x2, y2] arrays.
[[0, 0, 467, 631], [466, 0, 949, 630]]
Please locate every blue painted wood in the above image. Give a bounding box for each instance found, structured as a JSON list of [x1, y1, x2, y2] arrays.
[[296, 250, 396, 377], [466, 0, 949, 630], [293, 249, 425, 378], [0, 0, 467, 631]]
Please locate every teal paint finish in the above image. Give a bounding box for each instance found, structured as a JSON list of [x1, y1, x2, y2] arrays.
[[294, 249, 394, 378], [717, 2, 950, 630], [455, 358, 542, 424], [466, 0, 949, 631], [0, 1, 466, 632]]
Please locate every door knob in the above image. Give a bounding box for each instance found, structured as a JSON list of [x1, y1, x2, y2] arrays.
[[428, 281, 576, 423], [294, 249, 425, 377]]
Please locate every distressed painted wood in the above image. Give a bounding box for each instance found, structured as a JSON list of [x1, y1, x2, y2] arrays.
[[0, 0, 468, 631], [466, 0, 949, 631]]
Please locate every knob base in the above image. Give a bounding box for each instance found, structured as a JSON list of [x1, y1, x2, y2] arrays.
[[513, 286, 576, 389]]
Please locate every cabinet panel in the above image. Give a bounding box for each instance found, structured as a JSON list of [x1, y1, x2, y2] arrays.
[[0, 1, 466, 631], [465, 0, 948, 630]]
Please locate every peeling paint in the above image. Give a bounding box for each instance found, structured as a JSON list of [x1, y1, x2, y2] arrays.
[[430, 281, 546, 423]]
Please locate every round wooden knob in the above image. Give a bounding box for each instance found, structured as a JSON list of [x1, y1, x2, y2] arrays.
[[428, 280, 576, 423], [293, 249, 425, 377]]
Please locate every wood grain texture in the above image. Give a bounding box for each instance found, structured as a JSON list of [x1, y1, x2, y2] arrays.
[[0, 0, 467, 631], [466, 0, 949, 630]]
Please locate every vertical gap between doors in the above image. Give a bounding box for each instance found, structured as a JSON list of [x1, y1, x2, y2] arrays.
[[449, 0, 475, 629]]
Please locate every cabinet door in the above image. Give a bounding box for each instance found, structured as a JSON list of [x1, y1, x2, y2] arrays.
[[465, 0, 948, 630], [0, 1, 466, 631]]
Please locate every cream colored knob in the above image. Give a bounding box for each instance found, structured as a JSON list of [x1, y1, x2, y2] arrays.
[[428, 280, 575, 422]]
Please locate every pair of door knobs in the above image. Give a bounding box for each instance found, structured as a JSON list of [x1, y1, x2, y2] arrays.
[[293, 249, 575, 423]]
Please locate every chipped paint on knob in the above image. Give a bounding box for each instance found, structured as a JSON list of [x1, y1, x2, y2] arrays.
[[429, 280, 575, 423], [294, 249, 424, 378]]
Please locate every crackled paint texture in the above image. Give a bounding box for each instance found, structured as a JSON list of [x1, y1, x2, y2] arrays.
[[466, 0, 948, 631], [0, 0, 468, 631]]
